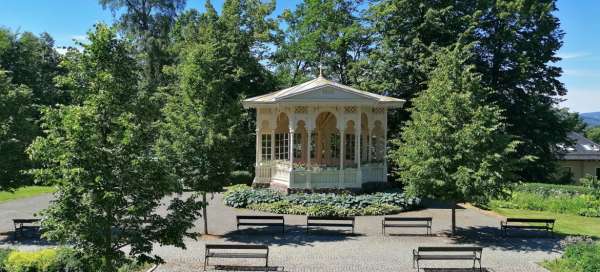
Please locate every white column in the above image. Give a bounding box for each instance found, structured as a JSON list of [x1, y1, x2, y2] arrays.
[[307, 128, 313, 188], [270, 130, 275, 161], [383, 110, 388, 182], [339, 126, 344, 188], [289, 128, 294, 166], [256, 128, 261, 164], [356, 112, 362, 185]]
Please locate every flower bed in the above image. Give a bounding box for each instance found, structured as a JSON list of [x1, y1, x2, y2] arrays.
[[223, 185, 421, 216]]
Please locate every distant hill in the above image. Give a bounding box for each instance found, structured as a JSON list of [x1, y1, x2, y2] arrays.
[[581, 112, 600, 127]]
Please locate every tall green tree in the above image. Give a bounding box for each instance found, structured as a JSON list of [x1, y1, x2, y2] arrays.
[[28, 25, 203, 271], [167, 0, 277, 174], [367, 0, 571, 181], [0, 70, 36, 190], [99, 0, 186, 88], [159, 1, 277, 234], [274, 0, 371, 85], [0, 28, 65, 106], [586, 127, 600, 144], [390, 47, 521, 235]]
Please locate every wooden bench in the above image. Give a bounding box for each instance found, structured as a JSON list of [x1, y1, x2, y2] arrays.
[[236, 215, 285, 234], [413, 246, 483, 271], [306, 216, 355, 234], [382, 217, 432, 235], [12, 218, 41, 240], [204, 244, 269, 272], [500, 218, 555, 236]]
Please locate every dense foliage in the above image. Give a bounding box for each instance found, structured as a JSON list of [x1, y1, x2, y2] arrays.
[[585, 126, 600, 144], [543, 242, 600, 272], [0, 247, 148, 272], [490, 183, 600, 217], [223, 185, 420, 216], [27, 25, 203, 271]]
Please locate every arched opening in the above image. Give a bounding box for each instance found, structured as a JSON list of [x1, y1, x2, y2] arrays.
[[344, 120, 356, 168], [372, 120, 385, 162], [293, 120, 307, 165], [260, 120, 271, 161], [361, 113, 369, 163], [315, 112, 339, 167], [274, 112, 289, 161]]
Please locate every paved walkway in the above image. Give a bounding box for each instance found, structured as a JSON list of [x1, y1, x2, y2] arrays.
[[0, 193, 563, 271]]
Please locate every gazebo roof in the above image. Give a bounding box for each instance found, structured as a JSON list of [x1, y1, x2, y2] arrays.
[[243, 75, 405, 108]]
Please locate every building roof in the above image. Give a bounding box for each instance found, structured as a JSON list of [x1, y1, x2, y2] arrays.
[[558, 132, 600, 161], [242, 75, 405, 108]]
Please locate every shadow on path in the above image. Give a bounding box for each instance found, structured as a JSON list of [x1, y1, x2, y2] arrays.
[[209, 265, 285, 271], [0, 231, 56, 246], [447, 226, 564, 253], [223, 226, 361, 246], [422, 268, 495, 272]]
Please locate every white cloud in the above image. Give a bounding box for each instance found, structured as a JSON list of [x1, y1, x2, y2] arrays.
[[71, 35, 88, 43], [55, 47, 68, 55], [557, 52, 591, 60], [560, 88, 600, 113]]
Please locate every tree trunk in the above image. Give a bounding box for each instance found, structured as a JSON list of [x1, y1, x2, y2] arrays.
[[451, 201, 456, 236], [202, 192, 208, 235]]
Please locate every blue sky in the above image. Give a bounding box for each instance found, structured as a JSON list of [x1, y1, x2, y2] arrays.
[[0, 0, 598, 113]]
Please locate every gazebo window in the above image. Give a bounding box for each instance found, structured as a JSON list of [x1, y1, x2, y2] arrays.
[[293, 133, 302, 159], [261, 134, 272, 160], [275, 133, 289, 160], [330, 133, 340, 159], [345, 134, 355, 160]]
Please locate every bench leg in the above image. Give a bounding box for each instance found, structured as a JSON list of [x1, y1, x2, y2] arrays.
[[415, 259, 420, 271], [203, 257, 208, 272], [265, 257, 269, 272]]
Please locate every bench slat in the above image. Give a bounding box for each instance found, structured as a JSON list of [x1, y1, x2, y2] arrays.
[[307, 216, 354, 221], [238, 222, 283, 226], [416, 255, 480, 260], [417, 247, 482, 252], [384, 224, 430, 228], [207, 253, 268, 259], [384, 217, 432, 221], [308, 223, 353, 227], [206, 244, 268, 250], [237, 215, 284, 220], [505, 218, 554, 223]]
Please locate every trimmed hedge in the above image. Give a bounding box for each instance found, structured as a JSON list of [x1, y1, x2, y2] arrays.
[[223, 185, 420, 216], [543, 242, 600, 272]]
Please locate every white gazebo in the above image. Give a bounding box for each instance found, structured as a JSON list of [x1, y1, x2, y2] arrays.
[[242, 74, 405, 191]]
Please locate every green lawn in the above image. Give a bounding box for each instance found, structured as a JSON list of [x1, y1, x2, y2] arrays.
[[0, 186, 56, 203], [493, 208, 600, 238]]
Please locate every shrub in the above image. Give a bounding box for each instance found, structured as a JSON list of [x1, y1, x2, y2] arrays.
[[1, 247, 148, 272], [227, 171, 253, 186], [4, 248, 59, 272], [224, 186, 421, 216], [0, 248, 13, 272], [223, 187, 282, 208], [516, 182, 593, 197], [543, 242, 600, 272]]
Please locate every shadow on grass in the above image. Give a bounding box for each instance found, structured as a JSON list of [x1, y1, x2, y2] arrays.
[[222, 225, 361, 246], [446, 226, 564, 253]]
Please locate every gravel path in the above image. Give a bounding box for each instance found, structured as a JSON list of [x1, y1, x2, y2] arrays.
[[0, 193, 562, 271], [153, 194, 562, 272]]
